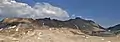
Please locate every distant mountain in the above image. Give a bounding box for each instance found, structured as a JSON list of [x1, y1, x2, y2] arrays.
[[0, 17, 116, 37], [36, 17, 106, 35], [107, 24, 120, 35]]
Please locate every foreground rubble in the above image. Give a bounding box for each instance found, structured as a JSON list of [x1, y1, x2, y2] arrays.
[[0, 27, 119, 42]]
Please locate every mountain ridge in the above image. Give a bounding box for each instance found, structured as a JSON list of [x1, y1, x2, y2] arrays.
[[0, 17, 118, 37], [107, 24, 120, 35]]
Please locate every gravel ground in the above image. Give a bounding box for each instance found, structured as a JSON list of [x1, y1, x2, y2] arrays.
[[0, 28, 119, 42]]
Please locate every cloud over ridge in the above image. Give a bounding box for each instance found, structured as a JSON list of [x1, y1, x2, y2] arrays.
[[0, 0, 70, 20]]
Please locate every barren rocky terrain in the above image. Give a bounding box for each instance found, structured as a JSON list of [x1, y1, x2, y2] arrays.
[[0, 18, 119, 42], [0, 27, 119, 42]]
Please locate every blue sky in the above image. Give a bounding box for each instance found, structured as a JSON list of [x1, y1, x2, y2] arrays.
[[14, 0, 120, 27]]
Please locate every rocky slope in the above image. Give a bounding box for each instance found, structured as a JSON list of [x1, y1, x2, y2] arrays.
[[0, 18, 119, 42], [0, 18, 117, 36], [0, 24, 119, 42], [107, 24, 120, 35], [1, 18, 106, 35]]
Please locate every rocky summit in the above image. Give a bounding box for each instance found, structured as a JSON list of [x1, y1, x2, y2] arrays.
[[0, 17, 119, 42]]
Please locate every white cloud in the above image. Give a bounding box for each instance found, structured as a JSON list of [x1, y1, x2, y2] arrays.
[[0, 0, 70, 21], [70, 14, 94, 21]]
